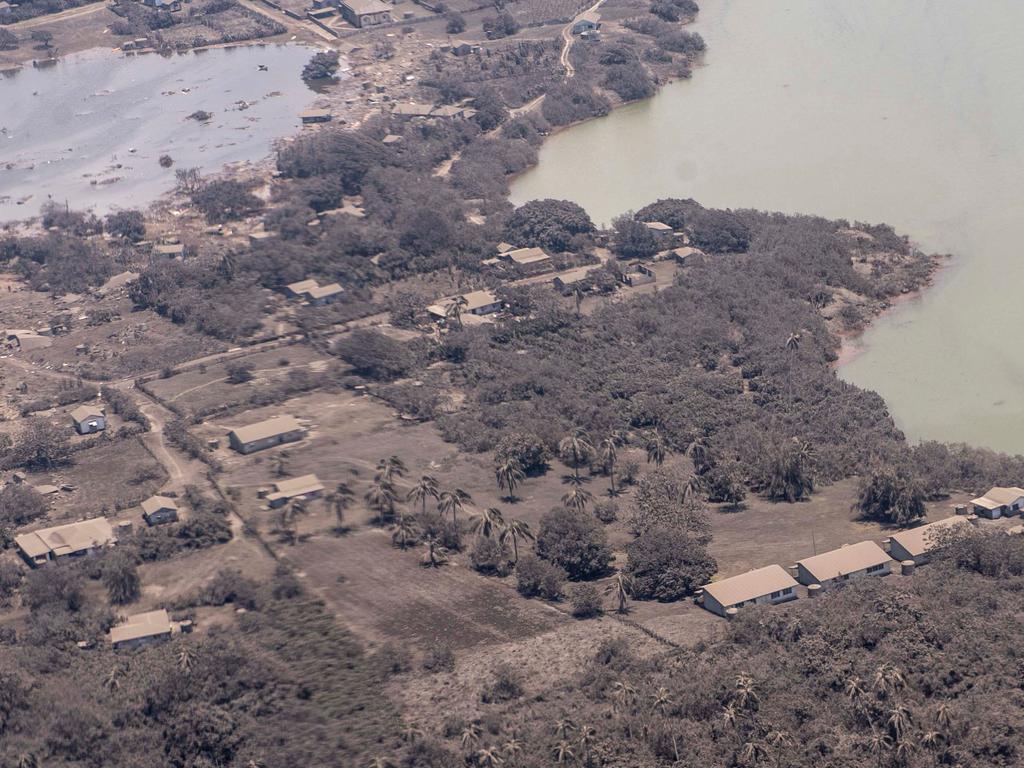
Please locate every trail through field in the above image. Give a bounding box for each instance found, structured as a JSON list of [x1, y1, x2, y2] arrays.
[[560, 0, 607, 77], [10, 1, 106, 30]]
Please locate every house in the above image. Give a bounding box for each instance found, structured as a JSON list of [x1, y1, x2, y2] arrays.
[[391, 102, 436, 120], [500, 247, 552, 275], [794, 541, 892, 588], [141, 495, 179, 526], [887, 516, 974, 565], [621, 263, 656, 287], [71, 404, 106, 435], [110, 609, 173, 650], [3, 329, 52, 351], [571, 13, 601, 35], [266, 473, 325, 508], [970, 486, 1024, 519], [450, 40, 480, 57], [496, 242, 516, 255], [152, 242, 185, 260], [700, 565, 798, 617], [339, 0, 391, 27], [143, 0, 181, 9], [671, 246, 705, 265], [15, 517, 116, 567], [427, 289, 502, 321], [300, 108, 333, 124], [0, 2, 14, 17], [552, 266, 597, 295], [228, 415, 307, 454], [285, 278, 344, 305], [381, 134, 404, 145], [644, 220, 675, 241]]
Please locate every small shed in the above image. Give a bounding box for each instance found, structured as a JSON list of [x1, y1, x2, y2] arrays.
[[71, 404, 106, 435], [141, 495, 179, 526], [571, 13, 601, 35], [110, 609, 174, 650], [300, 108, 333, 124], [266, 473, 325, 508]]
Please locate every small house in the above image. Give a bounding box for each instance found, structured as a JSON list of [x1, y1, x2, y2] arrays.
[[621, 263, 656, 287], [228, 415, 306, 455], [427, 289, 502, 321], [141, 495, 179, 526], [794, 540, 891, 588], [571, 13, 600, 35], [496, 242, 516, 255], [450, 41, 480, 57], [15, 517, 116, 567], [381, 134, 404, 145], [970, 486, 1024, 519], [552, 266, 597, 295], [110, 609, 173, 650], [700, 565, 798, 617], [0, 2, 14, 17], [391, 102, 436, 120], [249, 231, 273, 246], [71, 404, 106, 435], [300, 108, 333, 124], [4, 329, 52, 351], [143, 0, 181, 9], [500, 247, 552, 276], [671, 246, 705, 265], [339, 0, 391, 27], [644, 220, 675, 241], [285, 278, 343, 305], [887, 516, 974, 565], [266, 473, 325, 508], [152, 242, 185, 260]]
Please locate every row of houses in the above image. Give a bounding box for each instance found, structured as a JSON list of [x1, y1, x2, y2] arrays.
[[700, 514, 976, 618]]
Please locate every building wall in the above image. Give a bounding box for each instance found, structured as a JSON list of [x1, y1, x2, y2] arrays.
[[113, 631, 171, 651], [889, 540, 928, 565], [145, 509, 178, 526], [797, 562, 890, 588], [230, 428, 305, 454], [702, 588, 796, 617], [76, 416, 106, 435]]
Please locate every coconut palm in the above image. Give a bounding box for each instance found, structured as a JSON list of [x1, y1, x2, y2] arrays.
[[502, 737, 524, 763], [499, 518, 534, 564], [476, 746, 505, 768], [177, 646, 196, 674], [554, 717, 577, 740], [872, 663, 906, 697], [561, 485, 594, 513], [16, 754, 39, 768], [365, 479, 398, 526], [577, 724, 597, 762], [391, 513, 418, 549], [551, 741, 576, 765], [558, 431, 595, 481], [645, 430, 668, 466], [104, 665, 121, 693], [605, 571, 632, 614], [460, 722, 482, 751], [733, 673, 759, 712], [652, 686, 673, 715], [611, 680, 638, 713], [920, 730, 945, 751], [438, 487, 472, 528], [326, 482, 355, 530], [739, 740, 768, 766], [446, 295, 469, 330], [686, 433, 711, 473], [421, 534, 448, 567], [400, 724, 424, 744], [785, 331, 801, 407], [721, 704, 739, 729], [863, 730, 893, 760], [886, 702, 913, 741], [844, 675, 865, 701], [406, 474, 439, 515], [571, 283, 586, 317], [934, 701, 954, 730], [495, 457, 525, 501], [599, 433, 625, 495], [376, 455, 407, 484], [471, 506, 505, 539], [893, 736, 917, 764]]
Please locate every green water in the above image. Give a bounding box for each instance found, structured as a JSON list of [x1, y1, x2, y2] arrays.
[[511, 0, 1024, 454]]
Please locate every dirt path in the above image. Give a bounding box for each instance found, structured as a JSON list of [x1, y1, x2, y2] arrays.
[[560, 0, 607, 77], [10, 1, 106, 30]]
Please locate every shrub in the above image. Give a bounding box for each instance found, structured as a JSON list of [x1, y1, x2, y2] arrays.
[[569, 583, 603, 618], [470, 536, 509, 575], [301, 50, 340, 82], [857, 466, 926, 526], [481, 663, 524, 702], [593, 499, 618, 524], [445, 11, 465, 34], [191, 179, 263, 223], [226, 361, 255, 384], [422, 646, 456, 673], [689, 209, 751, 253], [612, 213, 659, 259], [515, 555, 565, 600], [195, 569, 260, 609], [102, 551, 141, 605], [105, 209, 146, 242], [625, 525, 716, 601], [535, 507, 613, 581], [482, 11, 519, 39], [0, 484, 47, 528], [335, 329, 416, 381], [505, 198, 595, 252], [494, 431, 550, 475]]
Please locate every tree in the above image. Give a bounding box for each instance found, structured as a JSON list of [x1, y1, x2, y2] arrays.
[[494, 432, 550, 475], [561, 485, 593, 513], [191, 180, 263, 223], [505, 199, 595, 252], [438, 487, 472, 529], [611, 213, 659, 259], [365, 479, 398, 525], [645, 430, 668, 466], [0, 484, 47, 529], [391, 513, 418, 549], [336, 329, 416, 381], [689, 208, 751, 253], [625, 525, 716, 601], [761, 438, 815, 502], [444, 295, 468, 330], [515, 554, 565, 599], [856, 467, 926, 526], [605, 572, 632, 614], [535, 507, 612, 581], [175, 167, 203, 194], [102, 552, 140, 605], [569, 583, 602, 618], [326, 482, 355, 530], [407, 474, 439, 514], [558, 431, 595, 481], [105, 209, 146, 242], [10, 417, 71, 470], [499, 518, 533, 563], [0, 29, 18, 52], [376, 455, 407, 483], [495, 457, 525, 501], [445, 11, 466, 34], [302, 50, 340, 82], [598, 432, 626, 495], [785, 332, 801, 407], [628, 466, 712, 540], [470, 507, 505, 539], [30, 30, 53, 50]]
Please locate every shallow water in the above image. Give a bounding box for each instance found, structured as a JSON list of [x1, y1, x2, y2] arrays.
[[511, 0, 1024, 454], [0, 43, 315, 221]]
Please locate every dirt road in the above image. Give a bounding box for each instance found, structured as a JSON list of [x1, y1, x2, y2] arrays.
[[560, 0, 607, 77], [10, 1, 106, 30]]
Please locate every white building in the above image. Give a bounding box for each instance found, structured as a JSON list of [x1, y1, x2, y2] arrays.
[[794, 540, 891, 588], [700, 565, 799, 617], [970, 486, 1024, 519]]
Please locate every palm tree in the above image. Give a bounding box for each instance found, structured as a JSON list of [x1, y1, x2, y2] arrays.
[[495, 457, 525, 501], [551, 741, 576, 765], [934, 701, 954, 730], [476, 746, 505, 768], [365, 479, 398, 525], [400, 724, 424, 744], [502, 737, 524, 764], [421, 534, 448, 567], [645, 430, 668, 466], [471, 507, 505, 539], [863, 730, 893, 764], [446, 295, 469, 330], [844, 675, 865, 701], [739, 740, 768, 766], [438, 487, 472, 528], [652, 686, 673, 715], [554, 717, 577, 740], [721, 704, 739, 729], [104, 665, 121, 693], [376, 455, 407, 484], [599, 433, 624, 495], [391, 513, 418, 549], [558, 431, 595, 481], [326, 482, 355, 530], [893, 736, 917, 764], [920, 730, 945, 751], [365, 758, 395, 768], [460, 722, 482, 751], [577, 724, 596, 763], [732, 673, 759, 712], [561, 485, 594, 513], [16, 754, 39, 768], [177, 646, 196, 674], [610, 680, 638, 713], [499, 518, 534, 563], [886, 702, 913, 741], [605, 571, 632, 614], [872, 663, 906, 698], [406, 474, 439, 515], [686, 433, 711, 474]]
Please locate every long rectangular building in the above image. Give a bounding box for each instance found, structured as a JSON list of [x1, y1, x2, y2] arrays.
[[228, 415, 306, 455], [700, 565, 799, 617], [888, 516, 974, 565], [794, 540, 891, 588], [15, 517, 116, 567]]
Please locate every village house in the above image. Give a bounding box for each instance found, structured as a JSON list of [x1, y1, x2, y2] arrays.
[[381, 134, 403, 145], [141, 495, 179, 526], [390, 102, 436, 120], [449, 41, 480, 57], [500, 246, 553, 275], [793, 540, 892, 588], [571, 12, 601, 35], [15, 517, 116, 567], [265, 473, 325, 508], [427, 289, 502, 321], [644, 220, 676, 242], [142, 0, 181, 9], [0, 2, 14, 17], [552, 266, 598, 295], [285, 278, 344, 305], [887, 515, 975, 565], [496, 242, 516, 255], [300, 108, 333, 124], [339, 0, 391, 28], [970, 486, 1024, 519], [671, 246, 705, 266], [621, 263, 656, 287], [152, 242, 185, 260], [110, 609, 174, 650], [701, 565, 799, 617], [4, 329, 52, 352], [228, 415, 307, 455], [71, 404, 106, 435]]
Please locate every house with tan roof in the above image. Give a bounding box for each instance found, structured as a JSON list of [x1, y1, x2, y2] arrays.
[[228, 415, 306, 455], [700, 564, 798, 617], [71, 404, 106, 435], [15, 517, 116, 567], [141, 495, 179, 526], [887, 516, 975, 565], [552, 266, 598, 295], [794, 540, 891, 588], [266, 473, 325, 508], [110, 609, 173, 650], [500, 247, 553, 276], [285, 278, 344, 305], [970, 486, 1024, 519], [427, 289, 502, 321]]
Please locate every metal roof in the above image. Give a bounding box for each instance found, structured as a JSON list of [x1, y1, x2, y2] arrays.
[[796, 540, 891, 582], [702, 565, 798, 608]]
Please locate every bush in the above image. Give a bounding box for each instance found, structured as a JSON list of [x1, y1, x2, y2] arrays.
[[541, 80, 612, 128], [689, 209, 751, 253], [422, 646, 456, 673], [625, 525, 716, 601], [301, 50, 340, 82], [505, 199, 595, 252], [535, 507, 613, 581], [482, 11, 519, 39], [105, 209, 146, 242], [494, 431, 550, 475], [470, 536, 509, 575], [856, 466, 926, 526], [0, 484, 47, 528], [335, 329, 417, 381], [629, 467, 711, 540], [611, 213, 659, 259], [226, 361, 255, 384], [191, 179, 263, 223], [569, 583, 603, 618], [102, 551, 141, 605], [593, 499, 618, 524], [445, 11, 465, 34], [481, 663, 524, 702], [515, 555, 565, 600]]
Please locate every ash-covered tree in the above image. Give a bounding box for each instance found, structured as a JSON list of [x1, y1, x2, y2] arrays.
[[625, 525, 716, 601], [445, 10, 466, 34], [611, 212, 659, 259], [689, 208, 751, 253], [301, 50, 340, 82], [102, 551, 141, 605], [335, 329, 416, 381], [104, 209, 146, 242], [635, 197, 702, 230], [535, 507, 612, 581], [10, 417, 71, 470], [191, 180, 263, 223], [760, 438, 815, 502], [629, 466, 711, 540], [0, 484, 47, 529], [857, 466, 926, 526]]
